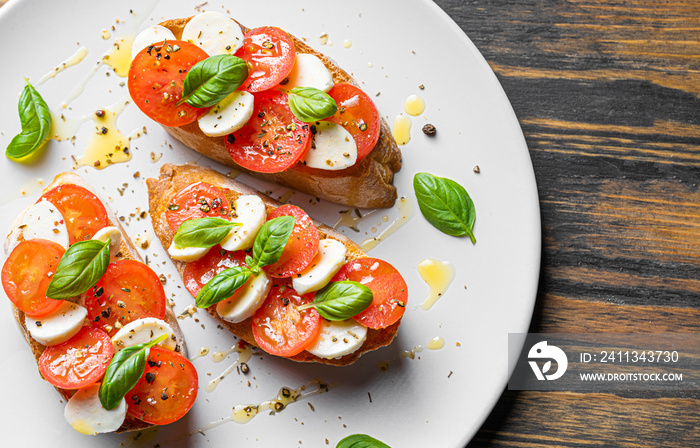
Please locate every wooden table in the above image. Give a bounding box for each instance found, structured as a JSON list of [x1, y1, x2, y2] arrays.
[[432, 0, 700, 446]]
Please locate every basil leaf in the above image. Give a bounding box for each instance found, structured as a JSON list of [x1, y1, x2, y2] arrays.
[[288, 87, 337, 123], [173, 217, 239, 248], [196, 266, 252, 308], [298, 281, 373, 321], [98, 334, 167, 410], [181, 54, 248, 108], [336, 434, 392, 448], [6, 80, 52, 160], [250, 216, 295, 269], [46, 239, 110, 300], [413, 172, 476, 243]]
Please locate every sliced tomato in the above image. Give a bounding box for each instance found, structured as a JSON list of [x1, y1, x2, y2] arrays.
[[252, 280, 321, 357], [331, 258, 407, 329], [165, 182, 231, 233], [40, 184, 109, 244], [226, 90, 311, 173], [38, 326, 113, 389], [182, 246, 247, 298], [128, 40, 210, 127], [264, 205, 319, 278], [85, 260, 166, 337], [325, 83, 381, 162], [236, 26, 295, 92], [1, 239, 65, 318], [126, 347, 198, 425]]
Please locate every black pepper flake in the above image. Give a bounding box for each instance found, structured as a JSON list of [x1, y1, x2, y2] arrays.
[[281, 297, 290, 306], [35, 321, 42, 327], [95, 110, 105, 118], [131, 395, 141, 405], [358, 123, 368, 132], [422, 124, 437, 136], [227, 134, 235, 144], [148, 359, 162, 368], [101, 127, 109, 135], [145, 372, 156, 383], [101, 307, 112, 318], [240, 362, 249, 374], [94, 286, 104, 297], [168, 204, 180, 211], [121, 288, 131, 293], [310, 125, 317, 135]]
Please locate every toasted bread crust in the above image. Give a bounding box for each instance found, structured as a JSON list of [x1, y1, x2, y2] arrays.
[[147, 163, 401, 366], [158, 17, 401, 209]]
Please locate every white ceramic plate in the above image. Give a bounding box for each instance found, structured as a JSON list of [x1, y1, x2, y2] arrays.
[[0, 1, 540, 446]]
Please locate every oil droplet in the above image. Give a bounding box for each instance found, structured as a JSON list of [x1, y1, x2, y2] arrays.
[[190, 346, 210, 361], [103, 34, 135, 77], [334, 208, 378, 232], [404, 94, 425, 116], [427, 336, 445, 350], [37, 47, 89, 85], [49, 110, 88, 142], [101, 29, 111, 40], [205, 343, 253, 392], [0, 178, 46, 206], [392, 114, 411, 145], [319, 33, 328, 45], [368, 62, 374, 68], [417, 259, 455, 310], [343, 39, 352, 48], [277, 190, 294, 204], [77, 97, 133, 169], [361, 196, 413, 251], [227, 169, 242, 179]]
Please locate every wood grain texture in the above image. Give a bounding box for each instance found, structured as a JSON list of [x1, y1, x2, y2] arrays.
[[431, 0, 700, 446]]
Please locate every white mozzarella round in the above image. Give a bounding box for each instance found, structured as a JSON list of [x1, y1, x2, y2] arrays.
[[19, 199, 69, 249], [131, 25, 176, 60], [111, 317, 177, 352], [168, 240, 210, 262], [198, 90, 254, 137], [92, 226, 121, 254], [285, 53, 334, 92], [64, 383, 126, 435], [217, 271, 271, 323], [302, 121, 358, 170], [181, 11, 245, 56], [25, 302, 87, 346], [220, 195, 267, 252], [306, 319, 367, 359], [292, 239, 347, 295]]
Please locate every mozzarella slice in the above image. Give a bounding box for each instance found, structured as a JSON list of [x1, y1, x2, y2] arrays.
[[220, 195, 266, 252], [168, 240, 210, 262], [292, 239, 347, 295], [198, 90, 254, 137], [285, 53, 334, 92], [217, 271, 271, 323], [306, 319, 367, 359], [19, 199, 69, 249], [181, 11, 245, 56], [111, 317, 178, 352], [64, 383, 126, 435], [131, 25, 176, 60], [92, 226, 121, 254], [302, 121, 357, 170], [24, 302, 87, 346]]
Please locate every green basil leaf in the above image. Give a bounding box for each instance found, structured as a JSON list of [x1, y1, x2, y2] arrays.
[[173, 217, 239, 248], [336, 434, 392, 448], [181, 55, 248, 108], [46, 239, 110, 300], [298, 281, 373, 321], [288, 87, 337, 123], [98, 334, 167, 410], [413, 172, 476, 243], [250, 215, 295, 268], [6, 80, 52, 160], [196, 266, 252, 308]]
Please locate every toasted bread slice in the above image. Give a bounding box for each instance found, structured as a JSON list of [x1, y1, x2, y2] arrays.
[[147, 163, 401, 366], [4, 172, 187, 433], [156, 17, 401, 209]]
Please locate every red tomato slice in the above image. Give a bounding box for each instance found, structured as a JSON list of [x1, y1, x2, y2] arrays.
[[126, 347, 198, 425], [236, 26, 295, 92], [40, 184, 109, 244], [182, 246, 247, 298], [165, 182, 231, 233], [38, 326, 113, 389], [1, 239, 65, 318], [85, 260, 166, 337], [226, 90, 311, 173], [325, 83, 381, 162], [128, 40, 210, 127], [331, 258, 407, 329], [264, 205, 319, 278], [252, 280, 321, 357]]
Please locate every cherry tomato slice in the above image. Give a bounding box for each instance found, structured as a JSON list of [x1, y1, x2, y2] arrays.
[[126, 347, 198, 425], [325, 83, 381, 162], [236, 26, 295, 92], [165, 182, 232, 233], [264, 205, 319, 278], [331, 258, 408, 329], [128, 40, 210, 127], [182, 246, 247, 297], [1, 239, 65, 318], [226, 90, 311, 173], [252, 280, 321, 357], [38, 326, 113, 390], [39, 183, 109, 244], [85, 260, 166, 337]]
